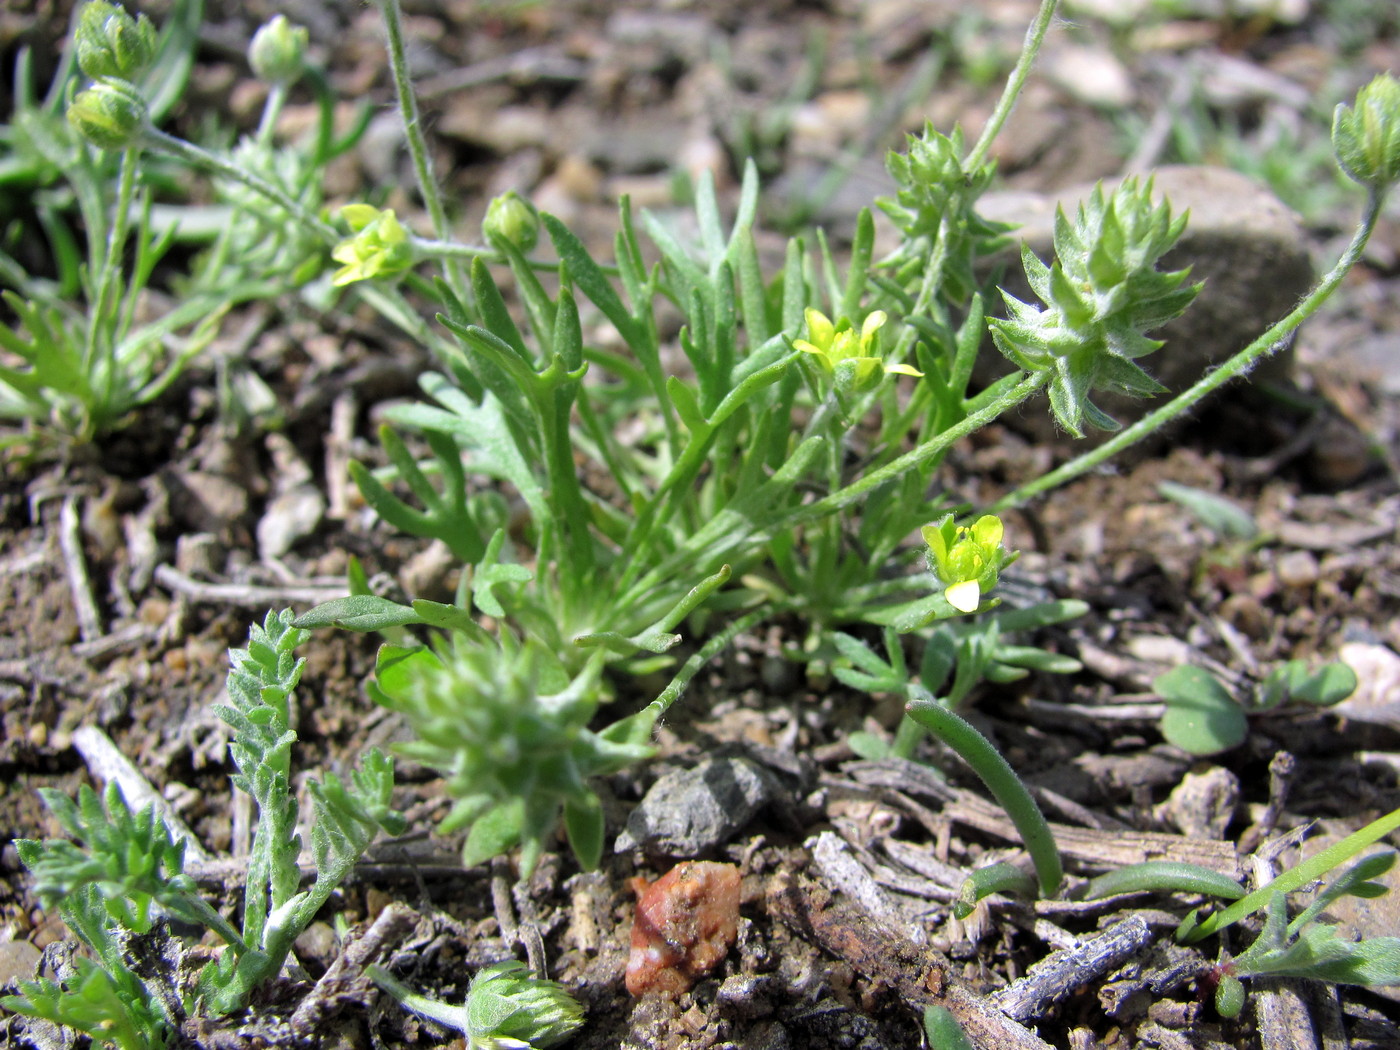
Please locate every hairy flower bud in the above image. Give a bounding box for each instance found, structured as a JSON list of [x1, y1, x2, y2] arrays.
[[1333, 73, 1400, 191], [67, 77, 148, 150], [74, 1, 158, 81], [248, 15, 308, 86], [482, 191, 540, 252]]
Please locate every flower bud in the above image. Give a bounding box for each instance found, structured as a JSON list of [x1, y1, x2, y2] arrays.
[[464, 961, 583, 1048], [330, 205, 413, 286], [67, 77, 148, 150], [482, 191, 539, 252], [74, 1, 158, 81], [1333, 73, 1400, 190], [249, 15, 308, 86]]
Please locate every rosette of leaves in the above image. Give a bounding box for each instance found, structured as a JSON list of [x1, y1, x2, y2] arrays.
[[877, 124, 1014, 306], [370, 633, 655, 875], [989, 177, 1201, 437]]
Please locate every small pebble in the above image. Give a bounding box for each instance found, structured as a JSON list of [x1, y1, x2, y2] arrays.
[[626, 861, 741, 996], [615, 756, 780, 854], [1274, 549, 1319, 589]]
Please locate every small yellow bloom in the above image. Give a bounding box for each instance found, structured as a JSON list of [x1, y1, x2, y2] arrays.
[[793, 309, 922, 394], [331, 205, 413, 286]]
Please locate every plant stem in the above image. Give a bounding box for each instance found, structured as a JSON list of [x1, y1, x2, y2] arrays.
[[798, 370, 1048, 524], [964, 0, 1059, 173], [141, 127, 336, 243], [1179, 803, 1400, 944], [373, 0, 465, 290], [254, 82, 289, 150], [84, 147, 141, 434], [639, 605, 772, 719], [988, 189, 1384, 513]]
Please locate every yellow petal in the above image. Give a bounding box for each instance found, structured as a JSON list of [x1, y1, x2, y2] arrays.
[[804, 308, 835, 349], [945, 580, 981, 613], [860, 310, 888, 348], [339, 203, 381, 231], [885, 362, 923, 377]]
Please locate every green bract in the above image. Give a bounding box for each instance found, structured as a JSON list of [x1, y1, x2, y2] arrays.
[[67, 77, 148, 150], [248, 15, 308, 86], [371, 636, 654, 875], [921, 513, 1014, 613], [989, 176, 1201, 437], [877, 123, 1014, 306], [74, 1, 157, 82], [331, 204, 414, 285], [1332, 73, 1400, 190]]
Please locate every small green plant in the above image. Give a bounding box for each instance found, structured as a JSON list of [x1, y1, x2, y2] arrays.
[[17, 0, 1400, 995], [1, 611, 404, 1046], [1152, 658, 1357, 756], [0, 3, 370, 453], [369, 960, 584, 1049], [1208, 851, 1400, 1018]]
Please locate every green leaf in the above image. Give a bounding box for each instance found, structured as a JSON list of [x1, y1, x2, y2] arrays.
[[563, 793, 605, 871], [1155, 664, 1248, 755], [1157, 481, 1259, 541], [462, 800, 525, 868], [294, 595, 423, 632]]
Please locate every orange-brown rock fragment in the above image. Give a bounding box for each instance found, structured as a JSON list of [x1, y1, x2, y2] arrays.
[[625, 860, 741, 996]]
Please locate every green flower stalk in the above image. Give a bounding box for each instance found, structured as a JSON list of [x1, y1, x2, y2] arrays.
[[74, 1, 157, 81], [249, 15, 309, 87], [331, 205, 414, 285], [1333, 73, 1400, 191], [370, 960, 584, 1049], [67, 77, 148, 150], [989, 177, 1201, 437], [793, 308, 922, 395], [923, 513, 1016, 613]]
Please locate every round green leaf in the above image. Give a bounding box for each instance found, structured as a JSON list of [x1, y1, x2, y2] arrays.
[[1155, 665, 1248, 755]]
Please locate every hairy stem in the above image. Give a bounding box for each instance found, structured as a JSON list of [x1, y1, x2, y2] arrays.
[[964, 0, 1060, 173]]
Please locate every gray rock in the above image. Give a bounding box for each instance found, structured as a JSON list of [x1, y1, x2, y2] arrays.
[[257, 485, 325, 561], [979, 165, 1313, 441], [615, 755, 780, 855]]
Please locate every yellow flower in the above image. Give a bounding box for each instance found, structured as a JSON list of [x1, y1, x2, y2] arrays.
[[793, 309, 921, 394], [331, 205, 413, 286], [922, 513, 1014, 613]]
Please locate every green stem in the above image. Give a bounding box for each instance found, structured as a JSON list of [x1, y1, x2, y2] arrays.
[[141, 127, 335, 243], [905, 698, 1062, 897], [637, 606, 772, 720], [254, 82, 288, 150], [989, 189, 1383, 513], [889, 713, 927, 760], [1082, 861, 1245, 903], [964, 0, 1059, 173], [373, 0, 464, 290], [1178, 803, 1400, 944], [797, 370, 1048, 525], [85, 147, 140, 434]]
